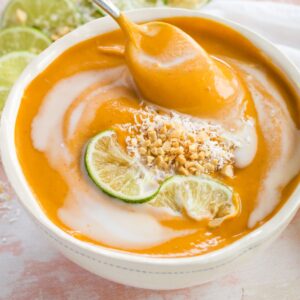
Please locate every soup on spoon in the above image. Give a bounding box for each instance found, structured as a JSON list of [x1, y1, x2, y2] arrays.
[[95, 0, 242, 118]]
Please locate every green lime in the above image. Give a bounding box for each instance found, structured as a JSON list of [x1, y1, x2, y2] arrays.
[[88, 0, 210, 17], [0, 51, 35, 110], [93, 0, 160, 14], [164, 0, 210, 8], [85, 130, 160, 203], [108, 0, 210, 10], [74, 0, 104, 22], [112, 0, 158, 10], [151, 176, 239, 226], [0, 26, 51, 56], [1, 0, 81, 39], [0, 88, 10, 111]]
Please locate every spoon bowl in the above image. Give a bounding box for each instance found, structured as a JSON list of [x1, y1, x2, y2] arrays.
[[93, 0, 241, 117]]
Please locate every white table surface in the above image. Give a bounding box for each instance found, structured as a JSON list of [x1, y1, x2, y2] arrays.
[[1, 0, 300, 299]]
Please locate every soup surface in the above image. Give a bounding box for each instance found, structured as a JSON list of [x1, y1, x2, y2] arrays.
[[15, 17, 300, 257]]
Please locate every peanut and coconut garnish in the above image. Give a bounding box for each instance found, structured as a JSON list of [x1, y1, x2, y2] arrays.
[[121, 106, 237, 180]]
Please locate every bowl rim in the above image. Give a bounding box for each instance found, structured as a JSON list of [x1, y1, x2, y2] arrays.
[[1, 7, 300, 267]]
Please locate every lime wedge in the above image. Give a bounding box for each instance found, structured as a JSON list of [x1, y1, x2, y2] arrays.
[[0, 27, 51, 56], [0, 51, 35, 111], [151, 176, 240, 226], [1, 0, 81, 39], [85, 130, 160, 203]]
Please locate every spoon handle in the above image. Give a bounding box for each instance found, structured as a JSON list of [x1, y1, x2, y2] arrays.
[[93, 0, 121, 19]]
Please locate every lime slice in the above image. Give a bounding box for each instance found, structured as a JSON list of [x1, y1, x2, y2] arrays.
[[113, 0, 159, 10], [151, 176, 240, 226], [0, 88, 10, 111], [1, 0, 81, 39], [0, 51, 35, 88], [94, 0, 160, 13], [109, 0, 209, 10], [0, 27, 51, 56], [0, 51, 35, 111], [85, 130, 160, 203], [164, 0, 210, 8], [74, 0, 104, 22]]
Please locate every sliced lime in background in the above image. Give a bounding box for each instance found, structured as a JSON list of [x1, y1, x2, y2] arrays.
[[0, 87, 10, 111], [96, 0, 209, 12], [0, 51, 35, 87], [91, 0, 159, 16], [111, 0, 209, 10], [1, 0, 81, 39], [0, 51, 35, 110], [112, 0, 159, 10], [85, 130, 160, 203], [0, 26, 51, 56], [164, 0, 210, 8], [74, 0, 104, 22]]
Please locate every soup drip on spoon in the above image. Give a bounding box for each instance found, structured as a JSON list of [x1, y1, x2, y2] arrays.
[[93, 0, 241, 118]]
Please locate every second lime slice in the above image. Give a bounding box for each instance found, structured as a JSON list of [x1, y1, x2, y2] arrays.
[[74, 0, 104, 22], [1, 0, 81, 38], [0, 27, 51, 56], [151, 176, 240, 226], [0, 51, 35, 111]]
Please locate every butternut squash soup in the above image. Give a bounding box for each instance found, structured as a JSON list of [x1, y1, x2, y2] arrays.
[[15, 17, 300, 258]]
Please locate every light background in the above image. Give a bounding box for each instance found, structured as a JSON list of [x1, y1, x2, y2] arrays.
[[1, 0, 300, 299]]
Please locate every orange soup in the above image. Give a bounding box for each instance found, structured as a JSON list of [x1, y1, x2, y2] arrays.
[[15, 17, 300, 257]]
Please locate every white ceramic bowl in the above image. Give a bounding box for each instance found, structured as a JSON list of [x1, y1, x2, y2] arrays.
[[1, 8, 300, 290]]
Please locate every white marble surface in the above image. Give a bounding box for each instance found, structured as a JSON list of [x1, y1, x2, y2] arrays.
[[1, 0, 300, 299]]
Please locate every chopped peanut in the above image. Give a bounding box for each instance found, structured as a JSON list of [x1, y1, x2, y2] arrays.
[[151, 148, 158, 156], [190, 153, 198, 160], [157, 148, 164, 156], [177, 154, 186, 165], [162, 141, 171, 152], [155, 139, 163, 147], [124, 105, 236, 178], [178, 166, 189, 176], [147, 156, 155, 165], [148, 130, 157, 142], [16, 9, 27, 24], [160, 125, 167, 134], [189, 144, 198, 152], [221, 165, 234, 178], [139, 147, 147, 155]]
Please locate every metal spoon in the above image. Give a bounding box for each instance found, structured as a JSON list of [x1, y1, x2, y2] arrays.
[[93, 0, 121, 21]]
